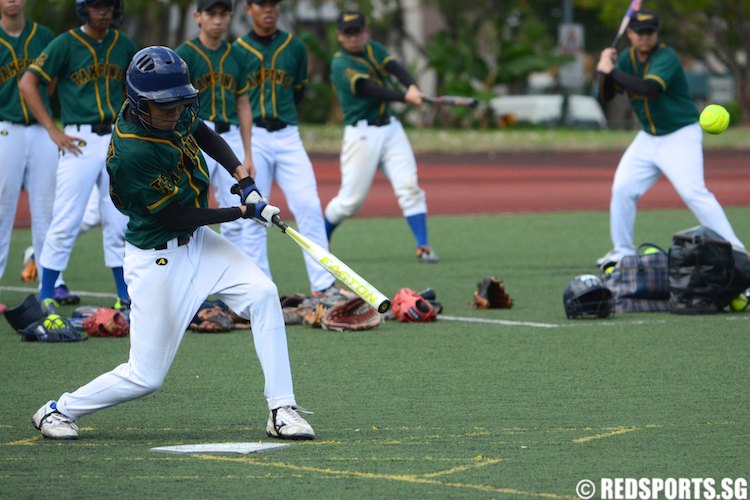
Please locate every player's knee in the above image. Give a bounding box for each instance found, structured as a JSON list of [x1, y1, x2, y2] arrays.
[[129, 375, 164, 397], [334, 198, 364, 219], [255, 278, 278, 300], [611, 183, 641, 201], [397, 185, 425, 211]]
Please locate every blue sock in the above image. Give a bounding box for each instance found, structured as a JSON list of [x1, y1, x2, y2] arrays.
[[324, 218, 338, 240], [112, 267, 129, 300], [40, 267, 61, 301], [406, 213, 429, 248]]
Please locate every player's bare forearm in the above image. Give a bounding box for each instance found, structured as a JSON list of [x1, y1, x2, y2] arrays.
[[19, 72, 82, 155], [18, 72, 56, 131], [236, 95, 255, 177]]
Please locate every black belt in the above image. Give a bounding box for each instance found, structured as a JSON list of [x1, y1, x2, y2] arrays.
[[214, 122, 231, 134], [255, 119, 288, 132], [67, 122, 113, 135], [154, 234, 191, 251], [367, 116, 392, 127]]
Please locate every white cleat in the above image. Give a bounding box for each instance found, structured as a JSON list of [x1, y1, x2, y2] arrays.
[[595, 248, 634, 267], [266, 406, 315, 440], [32, 401, 79, 440]]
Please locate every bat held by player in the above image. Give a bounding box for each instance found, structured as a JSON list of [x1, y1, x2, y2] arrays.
[[424, 95, 479, 108], [271, 215, 391, 313], [611, 0, 642, 48]]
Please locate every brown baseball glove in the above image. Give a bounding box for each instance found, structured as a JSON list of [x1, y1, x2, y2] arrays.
[[473, 276, 513, 309], [302, 303, 326, 328], [82, 308, 130, 337], [321, 297, 382, 332], [189, 305, 234, 333]]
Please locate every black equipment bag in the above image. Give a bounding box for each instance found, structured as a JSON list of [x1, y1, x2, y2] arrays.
[[668, 226, 750, 314]]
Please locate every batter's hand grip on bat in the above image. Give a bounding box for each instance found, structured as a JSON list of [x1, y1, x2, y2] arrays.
[[271, 214, 288, 232]]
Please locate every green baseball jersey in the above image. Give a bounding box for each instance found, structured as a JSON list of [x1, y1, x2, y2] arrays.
[[27, 27, 137, 125], [331, 40, 396, 125], [232, 31, 307, 124], [615, 43, 698, 136], [175, 38, 247, 125], [0, 20, 54, 124], [106, 106, 210, 249]]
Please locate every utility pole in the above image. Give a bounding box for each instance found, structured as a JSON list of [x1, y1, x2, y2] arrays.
[[562, 0, 573, 23]]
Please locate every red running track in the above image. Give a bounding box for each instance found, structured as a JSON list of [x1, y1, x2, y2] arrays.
[[12, 150, 750, 227]]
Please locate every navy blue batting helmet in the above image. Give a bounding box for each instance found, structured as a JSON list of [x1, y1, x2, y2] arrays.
[[563, 274, 613, 319], [126, 46, 198, 110], [76, 0, 123, 26]]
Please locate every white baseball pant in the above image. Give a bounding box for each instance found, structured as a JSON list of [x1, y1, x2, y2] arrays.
[[325, 118, 426, 224], [55, 226, 297, 418], [610, 122, 745, 253], [202, 122, 251, 249], [0, 122, 58, 280], [245, 124, 334, 292], [39, 126, 128, 271]]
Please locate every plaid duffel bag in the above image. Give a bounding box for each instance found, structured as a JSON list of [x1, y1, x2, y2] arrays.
[[601, 243, 670, 312]]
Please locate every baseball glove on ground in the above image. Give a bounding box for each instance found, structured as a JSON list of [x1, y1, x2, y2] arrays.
[[189, 304, 234, 333], [321, 297, 382, 331], [20, 316, 87, 342], [82, 308, 130, 337], [302, 303, 326, 328], [473, 276, 513, 309], [391, 288, 437, 322]]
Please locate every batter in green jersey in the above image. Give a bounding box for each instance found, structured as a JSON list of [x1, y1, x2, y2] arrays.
[[231, 0, 335, 294], [0, 0, 57, 297], [325, 10, 438, 263], [19, 0, 138, 311], [596, 8, 744, 267], [176, 0, 254, 251], [31, 45, 316, 442]]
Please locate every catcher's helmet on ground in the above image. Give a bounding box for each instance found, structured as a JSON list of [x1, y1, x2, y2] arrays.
[[76, 0, 123, 26], [126, 46, 199, 128], [563, 274, 613, 319]]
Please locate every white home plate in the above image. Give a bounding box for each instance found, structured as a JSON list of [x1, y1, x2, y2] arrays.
[[150, 442, 289, 454]]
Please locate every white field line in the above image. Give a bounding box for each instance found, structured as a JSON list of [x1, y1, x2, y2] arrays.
[[439, 315, 560, 328]]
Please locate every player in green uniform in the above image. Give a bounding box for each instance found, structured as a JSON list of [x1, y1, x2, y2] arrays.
[[176, 0, 254, 250], [232, 0, 336, 294], [19, 0, 138, 311], [596, 8, 744, 266], [325, 10, 438, 263], [32, 46, 315, 441], [0, 0, 56, 307]]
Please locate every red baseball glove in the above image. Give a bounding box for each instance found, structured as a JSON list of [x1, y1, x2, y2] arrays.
[[391, 288, 437, 322], [82, 308, 130, 337]]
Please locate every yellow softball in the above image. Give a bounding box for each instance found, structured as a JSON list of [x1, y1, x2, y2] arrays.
[[699, 104, 730, 134], [729, 293, 748, 312], [43, 314, 67, 330]]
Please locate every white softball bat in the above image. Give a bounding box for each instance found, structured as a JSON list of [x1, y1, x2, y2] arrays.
[[272, 216, 391, 313]]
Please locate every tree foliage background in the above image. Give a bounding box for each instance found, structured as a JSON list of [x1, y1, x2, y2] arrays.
[[19, 0, 750, 124]]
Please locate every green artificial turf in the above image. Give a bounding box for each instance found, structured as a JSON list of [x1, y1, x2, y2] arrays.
[[1, 208, 748, 498]]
